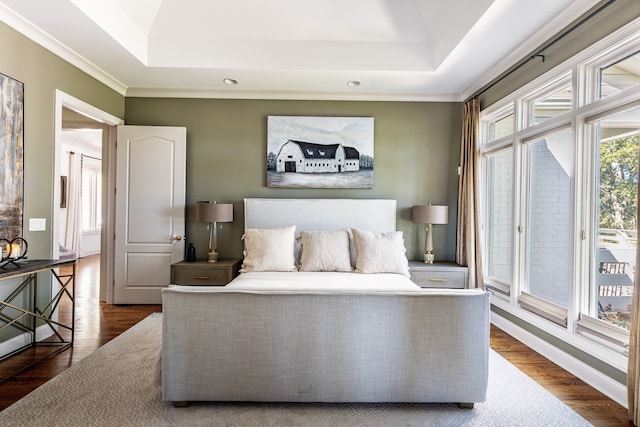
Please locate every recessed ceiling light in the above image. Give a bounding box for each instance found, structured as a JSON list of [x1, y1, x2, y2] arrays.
[[347, 80, 361, 87], [223, 78, 238, 85]]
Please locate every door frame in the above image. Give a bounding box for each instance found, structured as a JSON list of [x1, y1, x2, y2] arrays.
[[54, 90, 124, 303]]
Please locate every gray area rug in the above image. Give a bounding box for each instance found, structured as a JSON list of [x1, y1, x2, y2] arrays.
[[0, 313, 592, 426]]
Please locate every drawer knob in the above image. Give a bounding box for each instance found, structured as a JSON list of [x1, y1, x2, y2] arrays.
[[429, 278, 447, 282], [191, 276, 209, 280]]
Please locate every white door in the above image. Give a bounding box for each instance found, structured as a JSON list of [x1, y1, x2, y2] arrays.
[[113, 126, 186, 304]]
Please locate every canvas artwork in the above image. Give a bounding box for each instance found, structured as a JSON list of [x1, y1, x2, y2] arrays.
[[267, 116, 374, 188], [0, 73, 24, 241]]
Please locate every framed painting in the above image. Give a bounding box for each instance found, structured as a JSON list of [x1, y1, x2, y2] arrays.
[[0, 73, 24, 241], [267, 116, 374, 188]]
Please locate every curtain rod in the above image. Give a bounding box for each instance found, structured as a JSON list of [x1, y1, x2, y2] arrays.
[[67, 151, 101, 161], [471, 0, 617, 101]]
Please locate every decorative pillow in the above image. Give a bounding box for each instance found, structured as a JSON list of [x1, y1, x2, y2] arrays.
[[240, 226, 297, 272], [351, 228, 410, 277], [346, 228, 357, 268], [299, 230, 353, 272], [295, 236, 302, 266]]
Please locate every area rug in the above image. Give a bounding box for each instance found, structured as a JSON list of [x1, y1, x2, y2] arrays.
[[0, 313, 592, 426]]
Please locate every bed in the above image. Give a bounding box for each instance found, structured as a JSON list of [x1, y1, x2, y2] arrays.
[[161, 198, 490, 407]]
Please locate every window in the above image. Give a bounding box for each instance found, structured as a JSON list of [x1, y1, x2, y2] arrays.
[[524, 128, 573, 310], [82, 157, 101, 232], [484, 149, 514, 291], [487, 109, 514, 141], [479, 19, 640, 358], [591, 106, 639, 330], [600, 51, 640, 99], [528, 84, 572, 126]]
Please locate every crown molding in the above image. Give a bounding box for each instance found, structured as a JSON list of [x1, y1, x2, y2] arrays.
[[124, 87, 462, 103], [0, 3, 128, 96]]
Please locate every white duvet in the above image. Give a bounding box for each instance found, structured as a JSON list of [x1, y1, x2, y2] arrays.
[[226, 271, 421, 292]]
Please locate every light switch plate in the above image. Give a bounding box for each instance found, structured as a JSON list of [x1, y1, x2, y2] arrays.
[[29, 218, 46, 231]]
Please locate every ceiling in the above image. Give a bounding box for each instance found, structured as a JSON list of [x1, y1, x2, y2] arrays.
[[0, 0, 601, 101]]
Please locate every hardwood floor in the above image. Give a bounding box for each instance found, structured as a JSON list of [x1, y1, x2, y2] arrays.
[[491, 325, 633, 427], [0, 254, 634, 426], [0, 255, 160, 410]]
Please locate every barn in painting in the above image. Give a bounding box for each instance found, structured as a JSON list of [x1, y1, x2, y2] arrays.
[[275, 140, 360, 173]]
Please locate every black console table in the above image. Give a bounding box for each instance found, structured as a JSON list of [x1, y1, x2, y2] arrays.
[[0, 259, 76, 382]]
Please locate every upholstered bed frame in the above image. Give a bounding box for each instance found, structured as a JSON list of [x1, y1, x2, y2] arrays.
[[243, 198, 398, 235], [161, 199, 490, 407]]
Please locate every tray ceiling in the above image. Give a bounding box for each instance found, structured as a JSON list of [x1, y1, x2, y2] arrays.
[[0, 0, 601, 101]]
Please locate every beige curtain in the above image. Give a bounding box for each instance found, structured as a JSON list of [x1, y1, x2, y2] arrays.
[[627, 147, 640, 424], [456, 98, 484, 289]]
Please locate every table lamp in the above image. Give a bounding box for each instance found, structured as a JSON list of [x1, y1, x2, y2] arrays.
[[412, 204, 448, 263], [195, 201, 233, 263]]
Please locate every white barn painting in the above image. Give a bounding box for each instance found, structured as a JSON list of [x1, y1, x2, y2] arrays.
[[267, 116, 374, 188]]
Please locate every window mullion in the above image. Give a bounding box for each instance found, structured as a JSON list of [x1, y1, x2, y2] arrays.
[[512, 138, 527, 305]]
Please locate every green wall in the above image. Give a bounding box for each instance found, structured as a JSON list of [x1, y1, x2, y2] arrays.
[[0, 21, 124, 342], [124, 98, 462, 262], [0, 21, 124, 259]]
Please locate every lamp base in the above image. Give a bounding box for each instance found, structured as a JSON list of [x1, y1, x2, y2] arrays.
[[423, 251, 434, 264], [207, 250, 219, 263]]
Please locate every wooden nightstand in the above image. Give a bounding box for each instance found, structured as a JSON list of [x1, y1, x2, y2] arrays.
[[170, 259, 241, 286], [409, 261, 468, 289]]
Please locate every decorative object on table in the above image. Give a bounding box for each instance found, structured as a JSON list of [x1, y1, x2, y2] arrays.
[[195, 201, 233, 263], [412, 204, 448, 264], [266, 116, 374, 189], [0, 237, 28, 268], [186, 243, 196, 262], [0, 73, 24, 241]]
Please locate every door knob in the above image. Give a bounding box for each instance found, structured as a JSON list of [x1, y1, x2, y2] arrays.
[[170, 234, 183, 242]]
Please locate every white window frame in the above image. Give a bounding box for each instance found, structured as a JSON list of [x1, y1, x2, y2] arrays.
[[479, 17, 640, 373], [519, 124, 574, 326], [523, 72, 573, 128], [481, 145, 515, 297]]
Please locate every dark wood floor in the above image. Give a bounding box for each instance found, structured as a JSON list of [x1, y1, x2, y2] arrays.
[[0, 255, 634, 426]]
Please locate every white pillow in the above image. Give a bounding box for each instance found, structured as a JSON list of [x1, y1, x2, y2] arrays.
[[346, 228, 357, 268], [299, 230, 353, 272], [240, 226, 297, 272], [351, 228, 410, 277]]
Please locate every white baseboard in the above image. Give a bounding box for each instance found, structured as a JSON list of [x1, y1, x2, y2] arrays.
[[491, 312, 628, 408], [0, 325, 58, 359]]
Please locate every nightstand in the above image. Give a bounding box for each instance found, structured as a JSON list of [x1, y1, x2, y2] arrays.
[[409, 261, 468, 289], [170, 259, 241, 286]]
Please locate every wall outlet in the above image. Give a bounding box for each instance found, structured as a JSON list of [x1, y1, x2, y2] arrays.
[[29, 218, 46, 231]]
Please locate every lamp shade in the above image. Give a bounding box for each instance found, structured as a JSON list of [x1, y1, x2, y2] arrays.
[[196, 202, 233, 223], [412, 205, 448, 225]]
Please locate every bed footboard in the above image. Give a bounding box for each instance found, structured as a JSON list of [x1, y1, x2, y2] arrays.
[[161, 287, 490, 405]]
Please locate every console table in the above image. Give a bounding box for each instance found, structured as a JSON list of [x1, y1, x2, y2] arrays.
[[0, 259, 76, 382]]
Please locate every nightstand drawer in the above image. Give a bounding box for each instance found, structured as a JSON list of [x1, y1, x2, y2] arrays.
[[410, 270, 466, 289], [170, 259, 241, 286], [408, 261, 468, 289], [172, 267, 229, 285]]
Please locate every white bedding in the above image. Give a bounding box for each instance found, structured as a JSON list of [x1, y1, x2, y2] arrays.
[[227, 271, 421, 292]]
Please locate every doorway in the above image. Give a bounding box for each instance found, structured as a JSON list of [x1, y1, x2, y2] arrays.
[[59, 108, 103, 263], [53, 90, 124, 303]]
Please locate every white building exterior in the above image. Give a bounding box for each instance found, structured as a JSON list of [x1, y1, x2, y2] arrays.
[[275, 140, 360, 173]]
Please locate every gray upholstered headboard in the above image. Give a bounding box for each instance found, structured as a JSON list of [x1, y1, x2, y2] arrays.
[[244, 198, 397, 235]]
